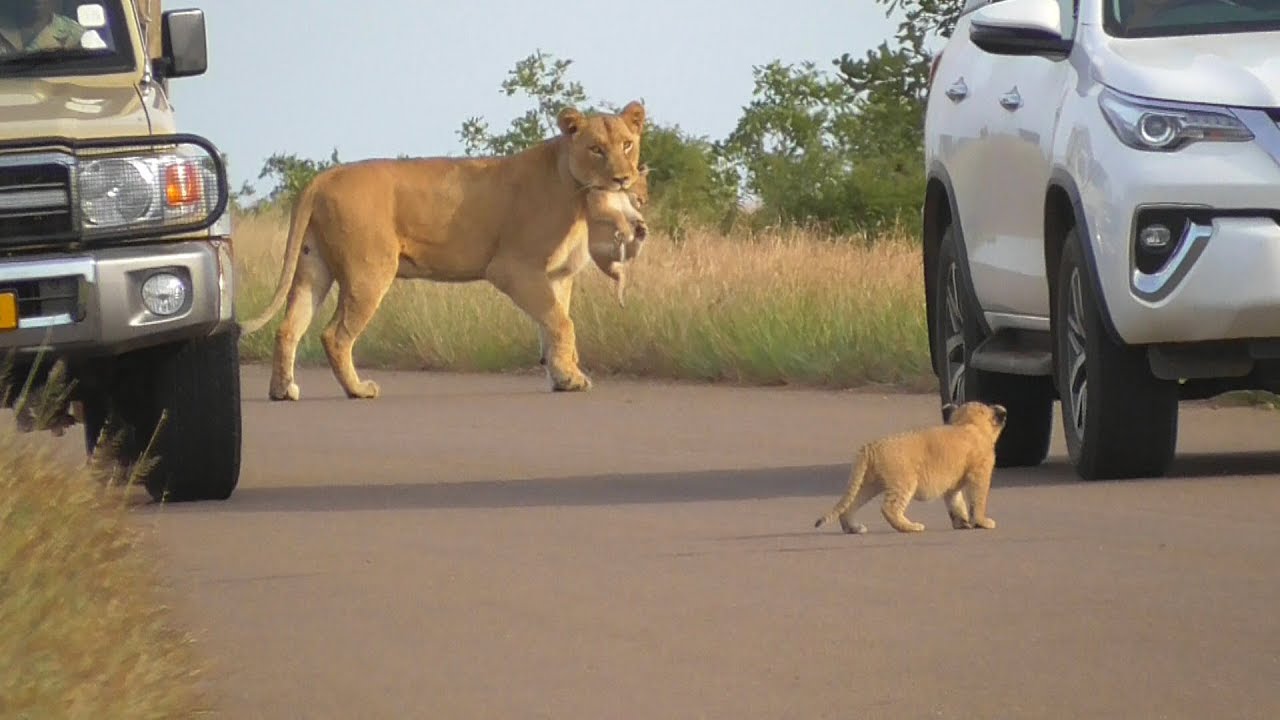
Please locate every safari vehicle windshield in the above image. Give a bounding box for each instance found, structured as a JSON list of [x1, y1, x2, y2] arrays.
[[0, 0, 135, 76], [1105, 0, 1280, 37]]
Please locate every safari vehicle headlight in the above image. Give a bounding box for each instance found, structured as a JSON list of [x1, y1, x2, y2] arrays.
[[1099, 88, 1254, 152], [73, 135, 227, 241]]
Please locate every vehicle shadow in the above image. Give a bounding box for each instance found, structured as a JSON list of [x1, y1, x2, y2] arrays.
[[146, 450, 1280, 514]]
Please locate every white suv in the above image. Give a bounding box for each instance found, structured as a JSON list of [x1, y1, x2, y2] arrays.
[[921, 0, 1280, 480]]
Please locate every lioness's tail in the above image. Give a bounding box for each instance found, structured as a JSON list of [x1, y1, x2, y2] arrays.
[[814, 447, 870, 528], [237, 178, 323, 336]]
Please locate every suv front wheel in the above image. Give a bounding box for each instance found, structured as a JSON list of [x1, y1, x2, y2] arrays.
[[934, 225, 1055, 467], [83, 329, 242, 502], [1054, 228, 1178, 480]]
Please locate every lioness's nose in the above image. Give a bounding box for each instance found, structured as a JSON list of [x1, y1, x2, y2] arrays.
[[613, 176, 629, 187]]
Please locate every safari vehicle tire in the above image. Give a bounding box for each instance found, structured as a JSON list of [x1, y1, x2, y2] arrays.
[[934, 225, 1054, 467], [83, 329, 242, 502], [1054, 228, 1178, 480]]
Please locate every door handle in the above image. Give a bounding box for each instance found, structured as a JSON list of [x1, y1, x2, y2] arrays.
[[999, 87, 1022, 111], [945, 78, 968, 102]]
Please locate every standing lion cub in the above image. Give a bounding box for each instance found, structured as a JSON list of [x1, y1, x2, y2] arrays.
[[814, 401, 1007, 534]]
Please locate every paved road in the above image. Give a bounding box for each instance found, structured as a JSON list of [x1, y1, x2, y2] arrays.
[[116, 366, 1280, 718]]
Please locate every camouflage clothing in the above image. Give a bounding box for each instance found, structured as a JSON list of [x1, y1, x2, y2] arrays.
[[0, 14, 85, 55]]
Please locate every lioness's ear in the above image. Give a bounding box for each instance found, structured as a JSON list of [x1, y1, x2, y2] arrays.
[[620, 100, 646, 134], [992, 404, 1008, 424], [941, 403, 957, 423], [558, 107, 585, 136], [637, 162, 650, 177]]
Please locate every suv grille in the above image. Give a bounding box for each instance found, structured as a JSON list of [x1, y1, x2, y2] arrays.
[[0, 276, 81, 324], [0, 160, 74, 249]]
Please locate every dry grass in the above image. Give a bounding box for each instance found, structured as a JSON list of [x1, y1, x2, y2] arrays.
[[0, 366, 210, 719], [231, 209, 934, 391]]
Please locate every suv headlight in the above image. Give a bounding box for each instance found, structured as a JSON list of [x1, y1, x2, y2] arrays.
[[74, 135, 226, 240], [1099, 88, 1254, 152]]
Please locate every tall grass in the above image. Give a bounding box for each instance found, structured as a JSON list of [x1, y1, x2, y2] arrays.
[[0, 369, 209, 719], [232, 209, 934, 391]]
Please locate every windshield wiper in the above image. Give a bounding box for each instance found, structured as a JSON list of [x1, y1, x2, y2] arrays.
[[0, 49, 109, 70]]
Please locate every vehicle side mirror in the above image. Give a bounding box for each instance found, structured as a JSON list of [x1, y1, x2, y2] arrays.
[[157, 9, 208, 79], [970, 0, 1071, 58]]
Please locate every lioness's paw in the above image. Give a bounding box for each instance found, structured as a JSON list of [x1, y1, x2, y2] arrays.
[[347, 380, 380, 399], [951, 517, 973, 530], [552, 371, 592, 393], [901, 522, 926, 533], [974, 517, 996, 530], [840, 522, 869, 535], [269, 382, 300, 402]]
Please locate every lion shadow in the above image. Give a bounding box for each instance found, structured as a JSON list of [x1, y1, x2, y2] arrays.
[[139, 449, 1280, 514]]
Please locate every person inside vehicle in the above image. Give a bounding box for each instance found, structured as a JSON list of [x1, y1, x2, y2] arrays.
[[0, 0, 85, 55]]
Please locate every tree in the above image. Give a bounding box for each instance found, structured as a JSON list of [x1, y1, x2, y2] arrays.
[[254, 148, 342, 210], [458, 50, 589, 157]]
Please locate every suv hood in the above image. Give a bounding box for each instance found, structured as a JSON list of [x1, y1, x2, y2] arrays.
[[0, 78, 151, 143], [1094, 31, 1280, 108]]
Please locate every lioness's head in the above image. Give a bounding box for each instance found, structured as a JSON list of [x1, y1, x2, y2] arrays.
[[941, 401, 1007, 441], [558, 101, 646, 192]]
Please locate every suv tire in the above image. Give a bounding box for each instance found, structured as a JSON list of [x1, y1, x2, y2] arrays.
[[934, 225, 1054, 467], [83, 329, 242, 502], [1054, 228, 1178, 480]]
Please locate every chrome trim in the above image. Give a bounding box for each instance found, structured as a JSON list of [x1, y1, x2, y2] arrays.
[[1131, 220, 1214, 302], [0, 257, 96, 283], [19, 314, 75, 330]]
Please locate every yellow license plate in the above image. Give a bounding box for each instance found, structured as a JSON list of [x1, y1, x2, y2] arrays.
[[0, 292, 17, 332]]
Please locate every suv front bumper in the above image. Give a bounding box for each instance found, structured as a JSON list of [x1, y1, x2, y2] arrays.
[[0, 239, 235, 358]]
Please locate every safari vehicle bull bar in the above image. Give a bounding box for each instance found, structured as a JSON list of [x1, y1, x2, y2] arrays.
[[0, 133, 229, 252]]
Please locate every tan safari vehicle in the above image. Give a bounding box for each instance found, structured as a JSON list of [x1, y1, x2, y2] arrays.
[[0, 0, 238, 501]]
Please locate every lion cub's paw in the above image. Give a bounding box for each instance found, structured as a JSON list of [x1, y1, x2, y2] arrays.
[[974, 517, 996, 530]]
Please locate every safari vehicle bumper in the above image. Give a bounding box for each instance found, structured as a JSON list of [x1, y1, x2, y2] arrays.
[[0, 239, 235, 358], [1081, 104, 1280, 346]]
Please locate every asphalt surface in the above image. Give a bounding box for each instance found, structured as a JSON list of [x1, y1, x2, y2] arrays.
[[99, 366, 1280, 718]]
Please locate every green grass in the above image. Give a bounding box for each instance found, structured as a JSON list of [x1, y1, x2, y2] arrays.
[[0, 367, 210, 719], [232, 211, 935, 391]]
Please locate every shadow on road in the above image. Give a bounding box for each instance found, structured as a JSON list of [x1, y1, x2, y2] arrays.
[[149, 449, 1279, 514]]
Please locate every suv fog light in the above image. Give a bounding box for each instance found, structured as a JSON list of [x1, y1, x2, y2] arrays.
[[141, 272, 188, 316], [1139, 224, 1173, 250]]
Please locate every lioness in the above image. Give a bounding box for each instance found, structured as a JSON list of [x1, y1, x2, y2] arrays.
[[813, 401, 1008, 534], [239, 101, 648, 400], [586, 163, 650, 307]]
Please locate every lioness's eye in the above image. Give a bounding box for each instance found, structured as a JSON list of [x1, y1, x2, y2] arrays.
[[590, 146, 604, 155], [624, 141, 633, 151]]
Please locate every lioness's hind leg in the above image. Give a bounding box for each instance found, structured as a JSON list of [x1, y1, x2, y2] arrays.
[[320, 267, 395, 400], [270, 247, 333, 402], [881, 486, 926, 533], [945, 489, 972, 530]]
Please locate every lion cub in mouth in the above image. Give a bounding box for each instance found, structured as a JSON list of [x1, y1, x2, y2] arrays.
[[814, 401, 1007, 534], [586, 164, 650, 307]]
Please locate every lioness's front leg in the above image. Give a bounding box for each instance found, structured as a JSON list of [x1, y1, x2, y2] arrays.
[[490, 267, 590, 392]]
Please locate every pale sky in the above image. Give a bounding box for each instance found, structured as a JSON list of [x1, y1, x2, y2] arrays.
[[169, 0, 904, 194]]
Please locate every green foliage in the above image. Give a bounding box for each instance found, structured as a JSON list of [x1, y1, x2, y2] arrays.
[[253, 148, 342, 210], [458, 49, 590, 157]]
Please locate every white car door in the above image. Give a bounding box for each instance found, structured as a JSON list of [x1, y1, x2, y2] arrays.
[[926, 1, 1007, 261], [966, 0, 1078, 322]]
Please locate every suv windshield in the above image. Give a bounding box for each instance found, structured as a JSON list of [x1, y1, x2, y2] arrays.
[[1105, 0, 1280, 37], [0, 0, 135, 76]]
